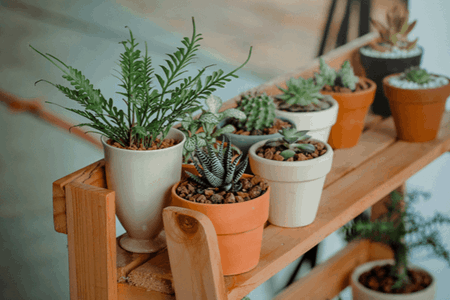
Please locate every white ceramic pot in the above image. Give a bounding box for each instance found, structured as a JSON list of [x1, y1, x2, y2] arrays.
[[351, 259, 436, 300], [102, 128, 185, 253], [274, 95, 338, 142], [248, 139, 333, 227]]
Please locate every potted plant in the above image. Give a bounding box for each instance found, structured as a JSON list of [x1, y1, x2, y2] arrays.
[[248, 128, 333, 227], [315, 58, 376, 149], [383, 68, 450, 142], [216, 92, 295, 171], [179, 95, 246, 176], [273, 77, 339, 142], [31, 18, 252, 253], [359, 5, 422, 117], [343, 191, 450, 299], [170, 137, 270, 275]]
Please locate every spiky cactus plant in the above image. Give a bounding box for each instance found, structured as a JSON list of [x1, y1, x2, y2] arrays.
[[404, 68, 431, 84], [235, 93, 276, 131], [186, 136, 248, 192], [315, 58, 359, 91], [276, 77, 324, 106], [369, 5, 418, 52]]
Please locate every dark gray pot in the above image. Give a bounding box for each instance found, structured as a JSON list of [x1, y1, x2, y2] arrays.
[[217, 117, 296, 173]]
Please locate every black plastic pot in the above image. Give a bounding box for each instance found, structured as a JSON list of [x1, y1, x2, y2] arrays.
[[359, 46, 423, 117]]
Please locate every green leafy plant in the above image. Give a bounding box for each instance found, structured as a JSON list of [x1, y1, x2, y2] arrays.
[[404, 67, 432, 84], [342, 191, 450, 291], [186, 136, 248, 192], [315, 58, 359, 90], [369, 5, 418, 52], [276, 77, 324, 106], [179, 95, 246, 163], [234, 93, 277, 131], [264, 128, 315, 160], [30, 18, 252, 148]]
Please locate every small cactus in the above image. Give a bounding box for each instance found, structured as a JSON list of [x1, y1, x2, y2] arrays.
[[369, 5, 418, 52], [315, 58, 359, 90], [404, 67, 431, 84], [186, 136, 248, 192], [235, 93, 276, 131], [277, 77, 324, 106]]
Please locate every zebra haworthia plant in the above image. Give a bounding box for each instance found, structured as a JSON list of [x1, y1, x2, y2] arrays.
[[186, 136, 248, 193], [264, 128, 316, 160]]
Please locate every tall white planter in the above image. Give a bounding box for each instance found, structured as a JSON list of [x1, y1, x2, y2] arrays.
[[248, 139, 333, 227], [102, 128, 185, 253], [351, 259, 436, 300], [275, 95, 338, 142]]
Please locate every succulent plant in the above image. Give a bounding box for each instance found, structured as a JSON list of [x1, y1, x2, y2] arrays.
[[180, 95, 246, 163], [369, 5, 418, 52], [404, 67, 431, 84], [276, 77, 324, 106], [235, 93, 276, 131], [264, 128, 316, 160], [186, 136, 248, 192], [315, 58, 359, 90]]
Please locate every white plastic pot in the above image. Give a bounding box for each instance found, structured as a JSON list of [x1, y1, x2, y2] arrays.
[[351, 259, 436, 300], [274, 95, 338, 142], [102, 128, 185, 253], [248, 139, 333, 227]]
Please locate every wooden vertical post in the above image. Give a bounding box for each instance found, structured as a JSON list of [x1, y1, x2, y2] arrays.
[[371, 184, 406, 221], [66, 182, 117, 300], [163, 206, 227, 300]]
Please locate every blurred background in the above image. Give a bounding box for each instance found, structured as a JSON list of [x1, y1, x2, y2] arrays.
[[1, 0, 449, 299]]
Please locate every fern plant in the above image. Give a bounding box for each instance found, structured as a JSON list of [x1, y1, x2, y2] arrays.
[[276, 77, 324, 106], [235, 93, 277, 131], [342, 191, 450, 291], [315, 58, 359, 90], [30, 18, 252, 148], [179, 95, 246, 163], [186, 136, 248, 192]]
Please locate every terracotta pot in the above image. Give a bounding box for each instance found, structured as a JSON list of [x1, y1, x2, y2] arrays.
[[383, 73, 450, 142], [359, 46, 423, 117], [274, 96, 339, 142], [248, 139, 333, 227], [351, 259, 436, 300], [170, 173, 270, 275], [102, 128, 185, 253], [322, 77, 376, 149]]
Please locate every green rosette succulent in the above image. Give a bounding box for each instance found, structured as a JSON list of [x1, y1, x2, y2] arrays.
[[315, 58, 359, 90], [404, 68, 431, 84], [264, 128, 316, 160], [277, 77, 324, 106]]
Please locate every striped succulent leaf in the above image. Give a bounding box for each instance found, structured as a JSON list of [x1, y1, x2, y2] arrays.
[[233, 156, 248, 183], [225, 153, 242, 184], [206, 142, 225, 178]]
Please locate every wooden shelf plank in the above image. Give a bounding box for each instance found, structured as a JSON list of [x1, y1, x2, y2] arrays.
[[224, 112, 450, 300]]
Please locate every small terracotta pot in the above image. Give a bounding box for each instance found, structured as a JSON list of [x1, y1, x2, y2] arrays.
[[322, 77, 376, 149], [383, 74, 450, 142], [171, 173, 270, 275]]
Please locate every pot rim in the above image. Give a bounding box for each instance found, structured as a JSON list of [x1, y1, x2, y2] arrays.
[[319, 77, 377, 97], [359, 45, 424, 60], [274, 95, 338, 117], [248, 138, 333, 167], [171, 173, 270, 207], [101, 127, 186, 153], [351, 259, 436, 298], [382, 73, 450, 92], [217, 116, 297, 138]]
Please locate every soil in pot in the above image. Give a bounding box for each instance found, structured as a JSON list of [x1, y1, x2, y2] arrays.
[[274, 97, 333, 112], [321, 77, 376, 149], [107, 138, 180, 150], [227, 117, 292, 136], [255, 140, 328, 162], [358, 264, 432, 295]]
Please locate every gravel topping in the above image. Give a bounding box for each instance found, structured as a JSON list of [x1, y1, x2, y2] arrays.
[[389, 75, 449, 89], [360, 45, 422, 59]]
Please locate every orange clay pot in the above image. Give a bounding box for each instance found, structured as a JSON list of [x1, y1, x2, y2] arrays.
[[171, 173, 270, 275], [322, 77, 376, 149], [383, 73, 450, 142]]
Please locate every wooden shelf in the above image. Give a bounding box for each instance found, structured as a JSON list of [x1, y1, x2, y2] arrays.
[[52, 32, 450, 299]]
